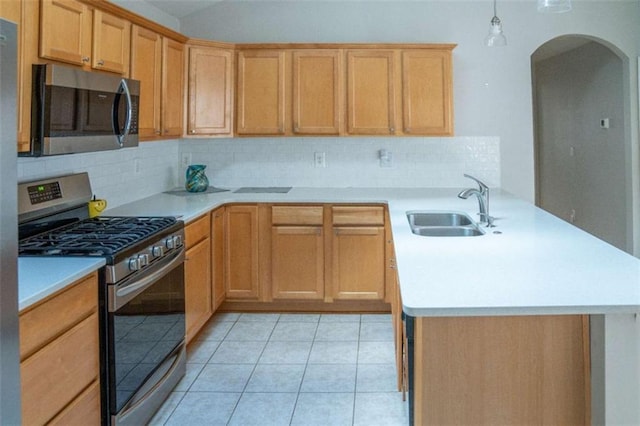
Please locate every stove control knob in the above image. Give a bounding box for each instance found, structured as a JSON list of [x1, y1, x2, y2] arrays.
[[165, 236, 176, 250], [172, 235, 183, 248], [152, 245, 165, 257], [128, 257, 141, 271], [138, 254, 150, 267]]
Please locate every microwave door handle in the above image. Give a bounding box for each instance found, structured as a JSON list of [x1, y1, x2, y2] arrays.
[[115, 79, 133, 147]]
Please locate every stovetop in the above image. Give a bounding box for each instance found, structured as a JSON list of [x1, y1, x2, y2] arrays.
[[19, 216, 178, 257]]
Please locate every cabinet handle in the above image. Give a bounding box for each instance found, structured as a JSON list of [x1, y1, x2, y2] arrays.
[[98, 59, 105, 66], [389, 127, 395, 133], [82, 56, 90, 63], [155, 130, 161, 135], [190, 129, 196, 134]]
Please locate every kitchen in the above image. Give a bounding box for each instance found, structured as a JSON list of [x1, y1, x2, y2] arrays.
[[1, 0, 640, 425]]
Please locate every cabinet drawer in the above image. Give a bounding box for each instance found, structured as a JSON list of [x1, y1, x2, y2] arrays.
[[21, 312, 99, 426], [272, 206, 323, 225], [48, 380, 101, 426], [332, 206, 384, 226], [185, 214, 211, 248], [19, 273, 97, 360]]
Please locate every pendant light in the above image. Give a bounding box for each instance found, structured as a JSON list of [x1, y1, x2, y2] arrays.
[[538, 0, 572, 13], [485, 0, 506, 47]]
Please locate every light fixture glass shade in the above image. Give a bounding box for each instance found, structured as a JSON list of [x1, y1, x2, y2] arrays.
[[485, 16, 507, 47], [538, 0, 572, 13]]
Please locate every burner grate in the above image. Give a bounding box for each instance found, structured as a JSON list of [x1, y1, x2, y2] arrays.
[[19, 216, 177, 256]]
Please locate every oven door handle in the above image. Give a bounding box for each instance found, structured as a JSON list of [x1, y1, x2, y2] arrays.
[[109, 247, 184, 312]]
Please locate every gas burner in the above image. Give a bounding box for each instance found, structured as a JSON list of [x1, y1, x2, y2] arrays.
[[19, 216, 178, 257]]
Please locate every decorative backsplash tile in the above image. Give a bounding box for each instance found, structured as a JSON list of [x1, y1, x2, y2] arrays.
[[181, 136, 501, 190], [17, 137, 500, 208]]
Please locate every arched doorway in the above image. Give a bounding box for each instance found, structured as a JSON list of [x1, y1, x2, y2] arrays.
[[532, 35, 631, 253]]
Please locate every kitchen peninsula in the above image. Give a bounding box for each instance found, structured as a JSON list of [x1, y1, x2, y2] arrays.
[[19, 187, 640, 424]]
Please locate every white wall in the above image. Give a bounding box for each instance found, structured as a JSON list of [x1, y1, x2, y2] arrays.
[[179, 0, 640, 203]]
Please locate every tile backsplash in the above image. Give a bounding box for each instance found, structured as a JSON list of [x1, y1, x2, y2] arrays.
[[18, 140, 181, 209], [181, 136, 500, 190], [17, 137, 500, 209]]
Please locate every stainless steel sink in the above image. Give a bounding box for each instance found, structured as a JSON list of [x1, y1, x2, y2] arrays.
[[406, 211, 485, 237]]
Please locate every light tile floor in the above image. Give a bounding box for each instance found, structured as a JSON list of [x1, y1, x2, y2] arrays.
[[149, 313, 408, 426]]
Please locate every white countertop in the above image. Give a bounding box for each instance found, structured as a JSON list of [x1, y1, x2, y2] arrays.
[[21, 187, 640, 316], [18, 257, 105, 310]]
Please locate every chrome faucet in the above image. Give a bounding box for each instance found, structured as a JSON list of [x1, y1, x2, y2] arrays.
[[458, 174, 494, 226]]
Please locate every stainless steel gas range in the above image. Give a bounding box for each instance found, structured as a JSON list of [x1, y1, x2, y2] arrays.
[[18, 172, 186, 425]]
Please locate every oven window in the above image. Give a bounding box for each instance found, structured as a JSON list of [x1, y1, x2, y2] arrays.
[[110, 263, 185, 413]]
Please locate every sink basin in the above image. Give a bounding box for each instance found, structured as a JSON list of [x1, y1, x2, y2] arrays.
[[406, 211, 485, 237]]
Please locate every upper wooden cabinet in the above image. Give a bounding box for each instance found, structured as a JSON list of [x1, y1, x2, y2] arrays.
[[40, 0, 92, 67], [161, 37, 185, 138], [40, 0, 130, 74], [346, 47, 455, 136], [234, 44, 454, 137], [292, 50, 341, 135], [187, 45, 234, 136], [91, 9, 130, 74], [402, 50, 453, 136], [130, 25, 162, 139], [346, 50, 397, 135], [236, 50, 287, 135], [131, 27, 185, 140]]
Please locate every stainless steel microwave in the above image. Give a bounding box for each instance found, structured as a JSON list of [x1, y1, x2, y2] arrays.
[[23, 63, 140, 156]]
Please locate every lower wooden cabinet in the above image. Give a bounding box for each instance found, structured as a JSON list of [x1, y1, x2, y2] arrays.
[[211, 207, 226, 309], [224, 205, 260, 300], [272, 225, 324, 300], [184, 214, 213, 343], [19, 272, 100, 425], [331, 226, 385, 300]]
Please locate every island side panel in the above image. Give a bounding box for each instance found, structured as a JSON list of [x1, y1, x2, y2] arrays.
[[414, 315, 590, 425]]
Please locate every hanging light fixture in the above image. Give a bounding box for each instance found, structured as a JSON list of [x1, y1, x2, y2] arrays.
[[485, 0, 507, 47], [537, 0, 572, 13]]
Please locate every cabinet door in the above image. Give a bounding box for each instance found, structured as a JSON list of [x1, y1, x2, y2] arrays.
[[131, 26, 162, 139], [224, 205, 260, 299], [185, 237, 212, 343], [346, 50, 396, 135], [188, 47, 233, 136], [17, 0, 39, 152], [272, 226, 324, 300], [402, 50, 453, 136], [92, 10, 130, 74], [332, 226, 385, 300], [236, 50, 286, 135], [292, 50, 341, 135], [162, 38, 185, 137], [211, 207, 225, 310], [39, 0, 91, 66]]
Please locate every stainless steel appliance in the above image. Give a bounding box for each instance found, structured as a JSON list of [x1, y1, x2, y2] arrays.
[[0, 17, 22, 425], [23, 63, 140, 156], [18, 173, 186, 425]]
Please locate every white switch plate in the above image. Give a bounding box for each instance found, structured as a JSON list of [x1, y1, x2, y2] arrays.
[[379, 149, 393, 167], [314, 152, 326, 168], [181, 153, 192, 168]]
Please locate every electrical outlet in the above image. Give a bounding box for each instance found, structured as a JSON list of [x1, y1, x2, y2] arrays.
[[314, 152, 326, 168], [181, 153, 192, 168]]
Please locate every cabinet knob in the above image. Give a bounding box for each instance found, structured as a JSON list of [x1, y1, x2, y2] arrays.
[[190, 129, 196, 134], [82, 56, 90, 63], [389, 127, 395, 133], [98, 59, 105, 66]]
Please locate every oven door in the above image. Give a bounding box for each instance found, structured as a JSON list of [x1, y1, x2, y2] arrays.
[[105, 247, 186, 425]]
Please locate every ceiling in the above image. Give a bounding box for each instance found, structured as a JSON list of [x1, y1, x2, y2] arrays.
[[144, 0, 223, 19]]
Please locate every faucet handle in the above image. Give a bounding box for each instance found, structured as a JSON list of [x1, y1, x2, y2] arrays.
[[463, 174, 489, 193]]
